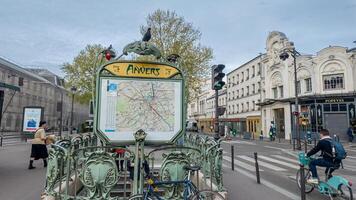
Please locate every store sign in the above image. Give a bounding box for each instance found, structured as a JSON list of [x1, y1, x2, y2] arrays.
[[324, 99, 344, 103], [22, 107, 43, 132], [105, 62, 180, 79]]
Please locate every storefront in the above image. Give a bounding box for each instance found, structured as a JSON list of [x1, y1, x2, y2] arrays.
[[246, 116, 261, 139], [294, 95, 356, 141]]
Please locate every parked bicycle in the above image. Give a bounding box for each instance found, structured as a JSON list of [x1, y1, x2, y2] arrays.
[[296, 152, 353, 200], [128, 165, 225, 200]]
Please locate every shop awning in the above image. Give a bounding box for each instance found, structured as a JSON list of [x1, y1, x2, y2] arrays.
[[0, 81, 20, 92]]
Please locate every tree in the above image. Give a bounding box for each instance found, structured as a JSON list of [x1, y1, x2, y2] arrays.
[[62, 44, 105, 103], [141, 10, 213, 102]]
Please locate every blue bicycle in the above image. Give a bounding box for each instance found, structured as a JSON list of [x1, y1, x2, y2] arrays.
[[128, 165, 225, 200]]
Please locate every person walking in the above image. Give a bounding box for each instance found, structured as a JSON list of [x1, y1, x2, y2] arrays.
[[347, 126, 354, 143], [28, 121, 49, 169]]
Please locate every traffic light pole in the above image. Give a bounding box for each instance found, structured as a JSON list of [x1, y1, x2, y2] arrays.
[[214, 89, 219, 139]]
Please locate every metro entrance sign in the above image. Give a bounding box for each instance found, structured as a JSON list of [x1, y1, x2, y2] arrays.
[[95, 61, 185, 145]]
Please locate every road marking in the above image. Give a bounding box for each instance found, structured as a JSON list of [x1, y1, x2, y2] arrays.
[[237, 155, 287, 171], [258, 155, 299, 169], [223, 155, 264, 172], [264, 145, 286, 150], [346, 155, 356, 159], [222, 163, 300, 200], [271, 155, 299, 164], [222, 140, 256, 145]]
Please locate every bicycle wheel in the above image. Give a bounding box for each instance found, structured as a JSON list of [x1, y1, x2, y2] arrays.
[[128, 194, 153, 200], [296, 168, 314, 193], [190, 190, 225, 200], [335, 184, 353, 200]]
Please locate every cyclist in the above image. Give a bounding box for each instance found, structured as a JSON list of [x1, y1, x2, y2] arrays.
[[306, 129, 335, 184]]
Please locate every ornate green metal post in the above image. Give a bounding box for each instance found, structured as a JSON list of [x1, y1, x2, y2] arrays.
[[132, 129, 147, 195]]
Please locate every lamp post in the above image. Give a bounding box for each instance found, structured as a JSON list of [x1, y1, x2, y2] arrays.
[[280, 47, 301, 150], [70, 86, 77, 135]]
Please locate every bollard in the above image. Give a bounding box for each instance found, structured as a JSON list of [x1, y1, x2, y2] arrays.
[[254, 152, 261, 184], [300, 164, 306, 200], [304, 138, 307, 154], [231, 145, 235, 171]]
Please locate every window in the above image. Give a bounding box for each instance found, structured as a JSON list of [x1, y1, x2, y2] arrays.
[[305, 78, 312, 92], [258, 63, 261, 75], [340, 104, 347, 111], [242, 88, 244, 97], [246, 69, 249, 80], [241, 103, 244, 112], [252, 101, 255, 110], [232, 91, 235, 99], [252, 84, 255, 94], [296, 81, 301, 94], [323, 74, 344, 90], [232, 105, 235, 113], [228, 78, 231, 87], [331, 104, 338, 111], [237, 90, 239, 98], [279, 86, 284, 98], [324, 104, 330, 111], [228, 92, 231, 100], [232, 76, 235, 85], [18, 77, 24, 86], [228, 105, 231, 114], [252, 66, 255, 77], [237, 75, 239, 84], [272, 87, 277, 98], [241, 72, 244, 82], [237, 104, 239, 113], [246, 86, 249, 96], [246, 102, 250, 111]]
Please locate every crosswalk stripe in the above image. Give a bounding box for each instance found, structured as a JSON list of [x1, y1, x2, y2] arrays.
[[237, 155, 287, 171], [223, 155, 264, 172], [222, 163, 299, 200], [271, 155, 299, 164], [258, 155, 299, 169]]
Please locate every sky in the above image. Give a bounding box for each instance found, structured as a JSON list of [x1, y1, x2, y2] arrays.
[[0, 0, 355, 76]]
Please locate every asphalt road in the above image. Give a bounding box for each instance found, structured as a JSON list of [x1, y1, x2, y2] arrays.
[[220, 138, 356, 200], [0, 143, 46, 200]]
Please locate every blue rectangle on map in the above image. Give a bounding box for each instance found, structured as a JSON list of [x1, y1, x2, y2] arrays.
[[105, 129, 115, 132]]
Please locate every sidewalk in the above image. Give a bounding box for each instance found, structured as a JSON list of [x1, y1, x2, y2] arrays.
[[0, 143, 46, 200]]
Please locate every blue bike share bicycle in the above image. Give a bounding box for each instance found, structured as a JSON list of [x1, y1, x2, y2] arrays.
[[128, 165, 225, 200], [296, 152, 353, 200]]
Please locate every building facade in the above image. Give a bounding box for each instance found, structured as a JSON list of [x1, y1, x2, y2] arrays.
[[187, 79, 227, 134], [226, 55, 264, 138], [0, 57, 89, 133], [260, 31, 356, 141]]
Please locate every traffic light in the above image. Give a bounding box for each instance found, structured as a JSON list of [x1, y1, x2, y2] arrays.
[[212, 64, 225, 90], [102, 45, 116, 61], [217, 107, 226, 116]]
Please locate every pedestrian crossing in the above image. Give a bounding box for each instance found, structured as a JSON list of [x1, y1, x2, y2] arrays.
[[222, 150, 356, 173]]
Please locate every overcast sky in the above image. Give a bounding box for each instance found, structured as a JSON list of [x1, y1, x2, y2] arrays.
[[0, 0, 355, 75]]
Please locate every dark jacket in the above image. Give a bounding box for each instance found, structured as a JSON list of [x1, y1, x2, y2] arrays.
[[307, 137, 333, 162]]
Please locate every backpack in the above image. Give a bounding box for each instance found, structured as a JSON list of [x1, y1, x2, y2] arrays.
[[328, 139, 347, 160]]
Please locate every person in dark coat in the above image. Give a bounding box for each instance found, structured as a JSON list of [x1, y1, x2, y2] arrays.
[[306, 129, 334, 184], [28, 121, 49, 169], [347, 127, 354, 143]]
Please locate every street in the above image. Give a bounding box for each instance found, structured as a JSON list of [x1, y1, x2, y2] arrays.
[[0, 143, 46, 200], [220, 137, 356, 200]]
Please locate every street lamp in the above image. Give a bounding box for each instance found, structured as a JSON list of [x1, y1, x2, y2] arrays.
[[279, 47, 301, 150], [70, 86, 77, 135]]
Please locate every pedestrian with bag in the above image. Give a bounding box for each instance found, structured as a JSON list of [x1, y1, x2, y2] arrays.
[[28, 121, 49, 169]]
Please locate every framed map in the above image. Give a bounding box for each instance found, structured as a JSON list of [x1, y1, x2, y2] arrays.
[[98, 77, 183, 144]]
